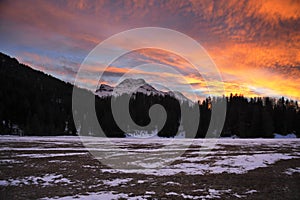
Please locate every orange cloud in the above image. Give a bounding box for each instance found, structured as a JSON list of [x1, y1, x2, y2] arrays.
[[258, 0, 300, 22], [1, 0, 299, 101]]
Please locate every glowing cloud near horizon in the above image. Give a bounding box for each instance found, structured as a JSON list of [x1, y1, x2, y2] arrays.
[[0, 0, 299, 100]]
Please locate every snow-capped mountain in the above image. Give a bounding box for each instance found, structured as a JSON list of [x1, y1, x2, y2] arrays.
[[167, 91, 193, 105], [113, 78, 165, 96], [95, 78, 193, 105], [95, 84, 113, 97]]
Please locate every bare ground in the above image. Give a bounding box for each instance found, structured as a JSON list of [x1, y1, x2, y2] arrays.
[[0, 137, 299, 200]]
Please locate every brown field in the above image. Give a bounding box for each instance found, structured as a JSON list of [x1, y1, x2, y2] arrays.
[[0, 136, 299, 200]]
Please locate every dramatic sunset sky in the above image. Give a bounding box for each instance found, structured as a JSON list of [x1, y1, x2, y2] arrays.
[[0, 0, 299, 100]]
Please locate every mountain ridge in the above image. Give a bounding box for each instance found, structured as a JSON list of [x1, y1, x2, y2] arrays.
[[96, 78, 193, 105]]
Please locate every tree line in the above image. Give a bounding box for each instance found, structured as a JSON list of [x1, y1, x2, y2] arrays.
[[196, 94, 300, 138], [0, 52, 299, 138]]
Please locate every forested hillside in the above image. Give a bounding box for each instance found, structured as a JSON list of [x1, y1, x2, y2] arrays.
[[0, 52, 77, 135], [0, 52, 181, 137], [0, 52, 299, 138]]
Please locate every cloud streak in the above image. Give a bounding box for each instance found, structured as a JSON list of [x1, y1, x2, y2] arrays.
[[0, 0, 299, 100]]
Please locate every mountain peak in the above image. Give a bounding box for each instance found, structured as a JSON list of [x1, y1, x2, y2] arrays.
[[113, 78, 160, 96], [95, 84, 113, 97], [95, 78, 192, 105], [118, 78, 146, 86]]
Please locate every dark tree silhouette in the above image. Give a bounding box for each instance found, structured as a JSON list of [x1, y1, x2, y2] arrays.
[[0, 52, 299, 138]]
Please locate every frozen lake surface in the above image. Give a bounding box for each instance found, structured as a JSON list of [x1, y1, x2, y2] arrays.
[[0, 136, 299, 199]]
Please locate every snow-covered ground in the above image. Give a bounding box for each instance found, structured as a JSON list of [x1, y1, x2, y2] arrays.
[[0, 174, 73, 187], [0, 135, 299, 199], [41, 188, 255, 200], [1, 136, 299, 175]]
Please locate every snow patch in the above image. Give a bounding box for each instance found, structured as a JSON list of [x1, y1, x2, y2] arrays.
[[137, 180, 147, 184], [245, 190, 257, 194], [0, 174, 72, 187], [0, 159, 23, 164], [101, 153, 298, 176], [102, 178, 133, 187], [274, 133, 297, 139], [284, 167, 300, 175], [16, 152, 87, 158], [166, 192, 179, 196], [42, 191, 154, 200], [210, 153, 297, 174], [163, 181, 181, 186]]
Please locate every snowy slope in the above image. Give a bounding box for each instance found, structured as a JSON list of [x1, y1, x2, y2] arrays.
[[112, 78, 165, 96], [95, 84, 113, 97], [95, 78, 193, 105]]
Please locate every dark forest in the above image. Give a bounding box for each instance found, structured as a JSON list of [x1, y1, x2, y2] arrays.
[[0, 52, 299, 138]]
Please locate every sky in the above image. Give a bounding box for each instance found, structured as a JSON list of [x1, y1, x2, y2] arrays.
[[0, 0, 300, 100]]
